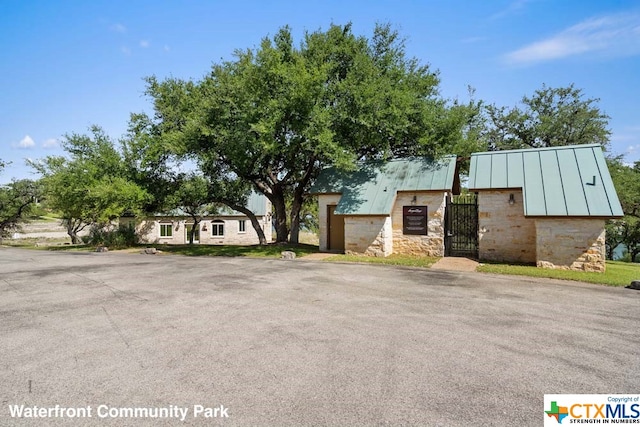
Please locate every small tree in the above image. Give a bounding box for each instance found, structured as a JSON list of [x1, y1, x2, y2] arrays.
[[33, 126, 150, 244], [122, 115, 269, 245], [0, 179, 39, 240], [166, 174, 211, 244], [606, 157, 640, 261]]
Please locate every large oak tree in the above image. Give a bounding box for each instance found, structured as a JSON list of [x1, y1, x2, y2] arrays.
[[141, 23, 480, 243]]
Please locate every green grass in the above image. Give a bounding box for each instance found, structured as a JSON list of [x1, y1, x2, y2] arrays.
[[29, 214, 62, 222], [477, 260, 639, 287], [324, 254, 638, 287], [324, 253, 439, 268], [1, 237, 73, 248], [155, 243, 318, 258], [4, 239, 319, 258]]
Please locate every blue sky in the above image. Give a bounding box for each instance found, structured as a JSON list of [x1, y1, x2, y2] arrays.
[[1, 0, 640, 183]]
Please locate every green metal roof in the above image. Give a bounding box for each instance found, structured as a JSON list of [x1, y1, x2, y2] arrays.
[[156, 191, 268, 217], [468, 144, 623, 217], [310, 157, 457, 215]]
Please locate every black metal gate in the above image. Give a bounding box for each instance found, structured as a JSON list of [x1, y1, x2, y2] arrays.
[[445, 193, 478, 258]]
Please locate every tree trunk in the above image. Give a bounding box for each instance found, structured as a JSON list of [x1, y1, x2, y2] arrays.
[[225, 202, 268, 245], [65, 218, 84, 244], [288, 191, 304, 245], [188, 217, 200, 244], [288, 157, 317, 244], [271, 186, 289, 243]]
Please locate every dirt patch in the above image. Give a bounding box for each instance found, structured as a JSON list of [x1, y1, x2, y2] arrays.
[[430, 256, 479, 272]]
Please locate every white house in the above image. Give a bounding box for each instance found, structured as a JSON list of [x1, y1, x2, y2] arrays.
[[122, 192, 272, 245]]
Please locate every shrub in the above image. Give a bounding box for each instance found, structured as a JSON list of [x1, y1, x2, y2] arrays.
[[83, 223, 139, 248]]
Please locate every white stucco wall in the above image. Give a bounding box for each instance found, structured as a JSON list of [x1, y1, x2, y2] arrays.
[[124, 214, 271, 246]]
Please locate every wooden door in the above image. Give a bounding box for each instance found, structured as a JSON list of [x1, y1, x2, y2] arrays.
[[327, 205, 345, 252]]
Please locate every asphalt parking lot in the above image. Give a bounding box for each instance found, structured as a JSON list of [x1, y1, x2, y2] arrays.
[[1, 247, 638, 426]]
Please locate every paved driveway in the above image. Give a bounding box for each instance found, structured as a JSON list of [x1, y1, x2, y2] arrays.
[[1, 247, 638, 426]]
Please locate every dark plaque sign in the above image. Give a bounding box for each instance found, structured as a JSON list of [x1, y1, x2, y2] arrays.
[[403, 206, 428, 235]]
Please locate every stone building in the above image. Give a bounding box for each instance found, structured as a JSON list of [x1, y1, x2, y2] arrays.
[[310, 157, 459, 257], [468, 144, 623, 272], [121, 192, 272, 245]]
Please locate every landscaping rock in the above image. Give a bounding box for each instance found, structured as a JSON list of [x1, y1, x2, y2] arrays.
[[281, 250, 296, 260], [95, 246, 109, 253], [142, 247, 157, 255]]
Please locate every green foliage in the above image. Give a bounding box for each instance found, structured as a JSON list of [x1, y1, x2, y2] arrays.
[[123, 109, 268, 244], [166, 174, 211, 216], [484, 84, 611, 150], [608, 157, 640, 217], [0, 179, 40, 238], [324, 253, 439, 268], [83, 223, 139, 248], [141, 23, 478, 243], [606, 157, 640, 261], [166, 174, 212, 244], [297, 195, 319, 233], [33, 126, 150, 243]]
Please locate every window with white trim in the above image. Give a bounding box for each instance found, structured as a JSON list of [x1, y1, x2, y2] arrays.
[[159, 223, 173, 238], [238, 219, 246, 233], [211, 220, 224, 237]]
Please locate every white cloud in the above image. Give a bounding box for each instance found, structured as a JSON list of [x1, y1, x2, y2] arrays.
[[140, 40, 150, 48], [625, 144, 640, 163], [42, 138, 58, 148], [491, 0, 536, 20], [611, 134, 638, 143], [15, 135, 35, 149], [164, 45, 171, 52], [504, 12, 640, 66], [121, 46, 131, 56], [110, 23, 127, 33], [612, 125, 640, 143]]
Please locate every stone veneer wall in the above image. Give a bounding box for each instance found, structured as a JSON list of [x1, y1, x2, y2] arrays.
[[478, 190, 536, 263], [318, 194, 342, 252], [391, 191, 447, 256], [125, 215, 271, 246], [344, 216, 393, 257], [535, 218, 606, 272]]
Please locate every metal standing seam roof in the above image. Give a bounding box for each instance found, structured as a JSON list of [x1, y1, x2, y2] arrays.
[[155, 191, 269, 217], [310, 156, 457, 215], [468, 144, 623, 217]]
